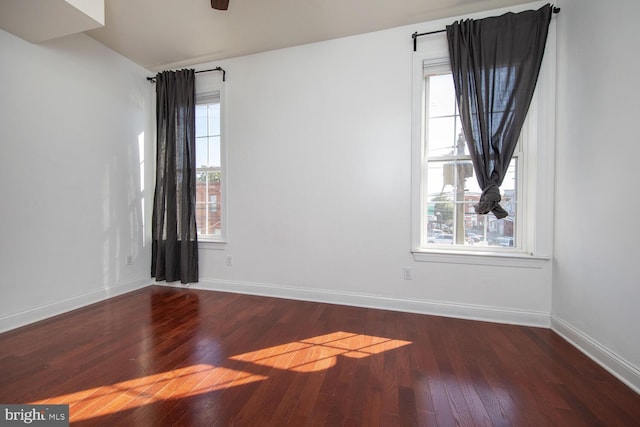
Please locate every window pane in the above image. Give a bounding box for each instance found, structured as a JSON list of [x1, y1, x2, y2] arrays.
[[502, 161, 516, 192], [196, 105, 208, 137], [428, 74, 456, 117], [207, 103, 221, 135], [208, 136, 221, 167], [427, 117, 456, 157], [196, 137, 208, 168], [195, 171, 222, 237], [196, 172, 208, 235], [425, 160, 473, 245]]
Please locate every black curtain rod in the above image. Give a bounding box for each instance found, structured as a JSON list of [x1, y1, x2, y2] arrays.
[[411, 6, 560, 51], [146, 66, 226, 83]]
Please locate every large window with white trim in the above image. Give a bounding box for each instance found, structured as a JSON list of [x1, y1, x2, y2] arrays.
[[411, 35, 555, 263]]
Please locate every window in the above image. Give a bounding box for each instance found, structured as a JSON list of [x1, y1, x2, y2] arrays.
[[422, 70, 521, 249], [411, 33, 555, 265], [195, 92, 225, 241]]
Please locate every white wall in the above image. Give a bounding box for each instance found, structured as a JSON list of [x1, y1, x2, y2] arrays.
[[553, 0, 640, 391], [0, 29, 153, 332], [186, 4, 553, 327]]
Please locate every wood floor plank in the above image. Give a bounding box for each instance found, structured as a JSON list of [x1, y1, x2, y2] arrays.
[[1, 285, 639, 426]]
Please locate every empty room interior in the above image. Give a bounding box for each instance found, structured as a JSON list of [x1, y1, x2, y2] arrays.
[[1, 0, 639, 425]]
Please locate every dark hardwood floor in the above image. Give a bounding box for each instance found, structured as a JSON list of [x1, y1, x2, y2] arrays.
[[1, 286, 639, 426]]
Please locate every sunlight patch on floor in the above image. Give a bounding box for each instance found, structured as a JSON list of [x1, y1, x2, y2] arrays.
[[29, 331, 411, 422], [230, 331, 412, 373], [30, 364, 266, 422]]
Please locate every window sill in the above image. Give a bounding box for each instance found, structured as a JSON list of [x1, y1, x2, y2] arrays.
[[412, 249, 550, 269], [198, 240, 227, 250]]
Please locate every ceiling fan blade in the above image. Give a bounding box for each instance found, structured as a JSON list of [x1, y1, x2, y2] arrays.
[[211, 0, 229, 10]]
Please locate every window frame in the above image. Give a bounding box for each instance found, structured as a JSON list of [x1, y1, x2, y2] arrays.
[[410, 29, 555, 268], [195, 86, 227, 247]]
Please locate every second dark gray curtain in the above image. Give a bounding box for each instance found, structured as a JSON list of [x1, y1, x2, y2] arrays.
[[151, 69, 198, 284], [446, 4, 553, 218]]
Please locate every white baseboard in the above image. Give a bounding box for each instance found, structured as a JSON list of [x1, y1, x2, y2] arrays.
[[0, 277, 152, 334], [551, 315, 640, 394], [163, 278, 550, 328]]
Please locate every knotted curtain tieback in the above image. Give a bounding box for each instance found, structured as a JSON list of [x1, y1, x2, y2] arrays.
[[474, 183, 509, 219]]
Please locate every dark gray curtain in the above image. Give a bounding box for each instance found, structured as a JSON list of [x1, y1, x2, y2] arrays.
[[446, 4, 552, 218], [151, 69, 198, 283]]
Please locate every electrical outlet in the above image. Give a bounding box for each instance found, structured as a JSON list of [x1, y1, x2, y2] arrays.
[[226, 255, 233, 266], [126, 255, 134, 266], [403, 267, 412, 280]]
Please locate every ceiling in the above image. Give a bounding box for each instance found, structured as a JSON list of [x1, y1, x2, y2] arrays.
[[7, 0, 535, 72]]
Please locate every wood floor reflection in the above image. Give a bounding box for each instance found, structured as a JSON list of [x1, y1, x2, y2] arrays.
[[1, 286, 639, 426]]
